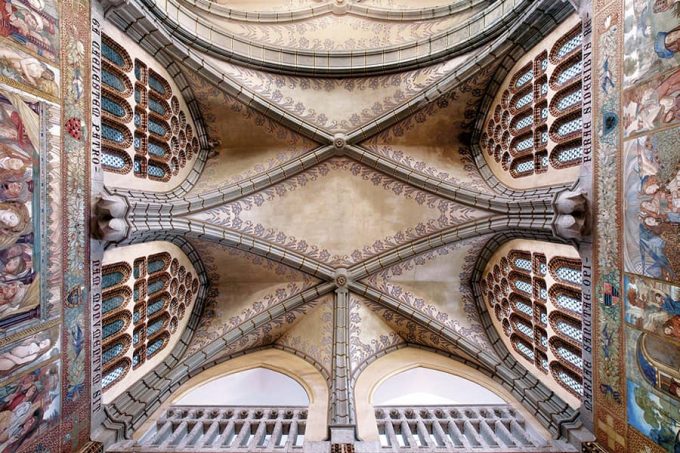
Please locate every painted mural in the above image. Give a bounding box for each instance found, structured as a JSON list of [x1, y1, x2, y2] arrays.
[[0, 0, 60, 64], [0, 360, 60, 453], [624, 0, 680, 85], [623, 130, 680, 281], [0, 324, 59, 380], [0, 94, 39, 327]]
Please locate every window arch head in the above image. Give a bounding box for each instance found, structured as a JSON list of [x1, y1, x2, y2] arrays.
[[480, 239, 583, 407], [480, 15, 583, 190], [99, 32, 201, 192], [101, 241, 203, 403]]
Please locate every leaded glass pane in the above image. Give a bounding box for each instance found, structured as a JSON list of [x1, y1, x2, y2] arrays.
[[557, 320, 583, 343], [148, 142, 167, 158], [103, 295, 125, 314], [515, 92, 533, 109], [102, 69, 125, 93], [557, 346, 583, 369], [103, 343, 124, 364], [557, 118, 582, 137], [555, 146, 582, 163], [514, 159, 535, 174], [102, 96, 125, 118], [103, 319, 124, 339], [515, 70, 533, 89], [514, 280, 532, 294], [515, 137, 533, 151], [148, 259, 165, 274], [516, 341, 534, 360], [515, 300, 533, 316], [149, 98, 167, 116], [149, 75, 167, 95], [148, 278, 165, 295], [147, 318, 164, 336], [557, 90, 582, 110], [514, 115, 533, 130], [147, 298, 164, 316], [557, 34, 582, 59], [515, 320, 533, 338], [102, 151, 126, 170], [556, 266, 582, 284], [102, 364, 125, 388], [147, 338, 165, 358], [513, 258, 532, 272], [557, 370, 582, 394], [556, 293, 582, 313], [102, 271, 125, 289], [557, 60, 582, 84], [102, 124, 125, 144], [148, 164, 166, 178], [148, 119, 168, 137], [102, 41, 125, 66]]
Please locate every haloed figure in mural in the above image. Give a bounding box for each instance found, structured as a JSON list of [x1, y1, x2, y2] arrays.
[[0, 363, 59, 453], [0, 96, 38, 325]]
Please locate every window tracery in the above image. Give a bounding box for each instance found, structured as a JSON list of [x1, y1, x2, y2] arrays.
[[481, 243, 584, 400], [481, 20, 583, 187], [100, 34, 200, 185], [100, 249, 200, 392]]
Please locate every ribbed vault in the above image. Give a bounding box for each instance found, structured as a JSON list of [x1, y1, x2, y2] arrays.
[[95, 0, 586, 450]]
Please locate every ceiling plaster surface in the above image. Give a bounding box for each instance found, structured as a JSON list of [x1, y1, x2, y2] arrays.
[[361, 66, 498, 195], [189, 157, 490, 266], [181, 68, 319, 197], [185, 240, 321, 355], [196, 11, 478, 52], [210, 0, 318, 10], [363, 234, 497, 350], [202, 54, 467, 133], [349, 294, 405, 371], [275, 294, 335, 374]]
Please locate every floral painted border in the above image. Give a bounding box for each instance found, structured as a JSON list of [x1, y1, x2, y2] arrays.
[[363, 235, 495, 349], [186, 240, 321, 355], [192, 157, 488, 267]]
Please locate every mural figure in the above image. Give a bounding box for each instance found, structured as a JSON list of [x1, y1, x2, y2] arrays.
[[0, 327, 58, 378], [625, 0, 680, 84], [625, 274, 680, 334], [628, 380, 680, 452], [0, 96, 38, 325], [623, 131, 680, 280], [0, 362, 59, 452], [0, 0, 59, 63], [0, 46, 57, 96]]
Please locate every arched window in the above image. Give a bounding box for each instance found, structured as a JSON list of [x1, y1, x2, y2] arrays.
[[371, 368, 542, 450], [100, 245, 201, 399], [481, 18, 583, 188], [481, 240, 583, 401], [102, 358, 131, 390], [99, 34, 198, 185]]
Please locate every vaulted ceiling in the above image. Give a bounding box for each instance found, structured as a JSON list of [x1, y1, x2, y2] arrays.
[[104, 0, 579, 438]]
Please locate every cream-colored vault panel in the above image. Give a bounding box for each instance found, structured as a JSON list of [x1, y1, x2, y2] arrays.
[[185, 240, 321, 355], [189, 157, 490, 266], [276, 294, 334, 374], [362, 67, 498, 195], [203, 55, 466, 133], [364, 234, 496, 349], [182, 68, 319, 197]]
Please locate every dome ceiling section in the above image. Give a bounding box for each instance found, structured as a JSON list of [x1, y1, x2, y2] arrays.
[[134, 0, 532, 75], [179, 67, 322, 198], [202, 54, 467, 135], [187, 157, 492, 267]]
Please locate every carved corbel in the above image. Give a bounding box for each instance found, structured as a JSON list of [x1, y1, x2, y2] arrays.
[[552, 188, 590, 241], [92, 194, 130, 242]]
